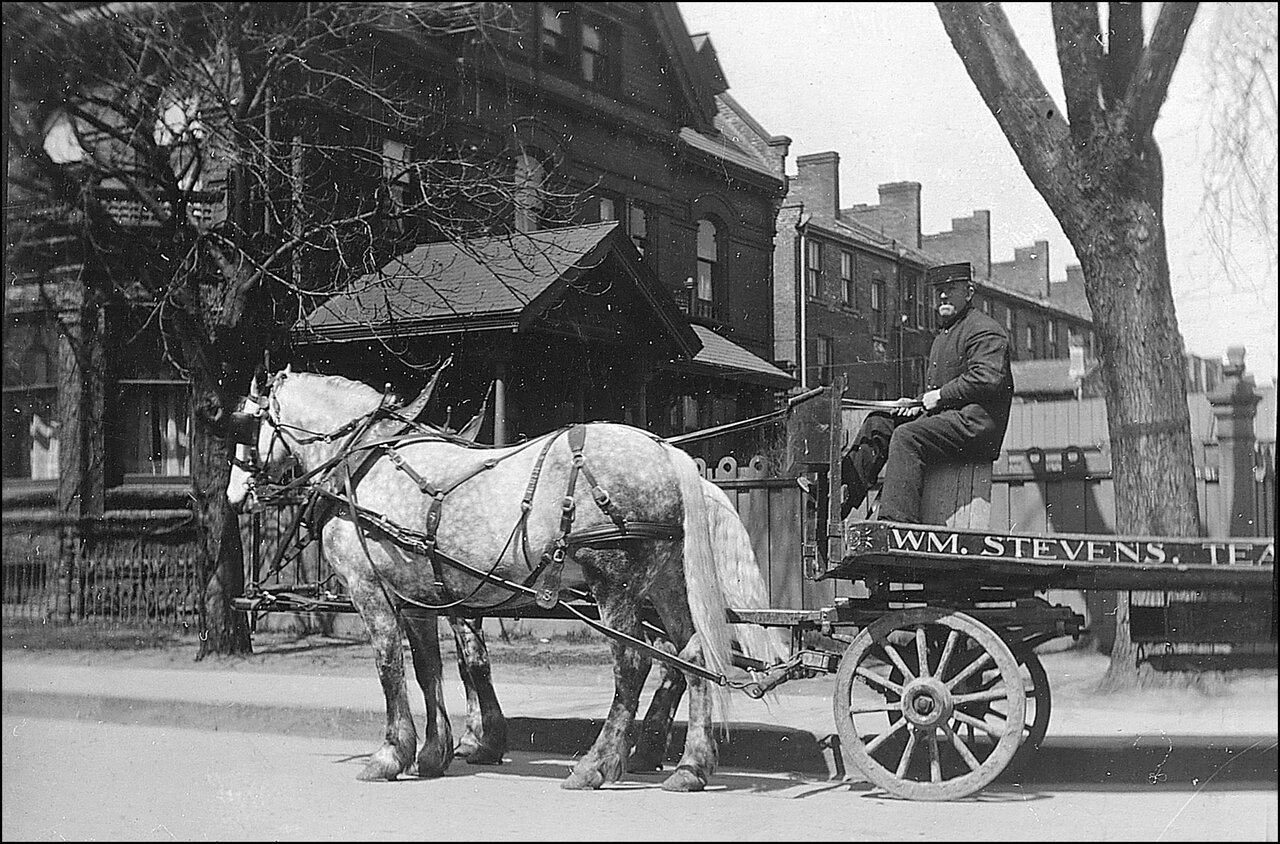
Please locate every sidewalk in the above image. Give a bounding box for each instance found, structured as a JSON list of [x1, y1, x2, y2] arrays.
[[1, 654, 843, 775], [3, 647, 1276, 782]]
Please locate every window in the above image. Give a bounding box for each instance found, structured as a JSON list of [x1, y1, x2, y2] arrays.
[[537, 5, 618, 89], [382, 139, 413, 209], [627, 202, 648, 257], [696, 218, 717, 316], [594, 195, 617, 222], [109, 317, 191, 481], [840, 251, 854, 306], [513, 154, 545, 232], [870, 277, 886, 335], [2, 312, 59, 481], [805, 239, 822, 298], [1025, 324, 1038, 357], [814, 335, 834, 386], [579, 18, 614, 86], [1004, 307, 1013, 331], [1047, 319, 1057, 350], [115, 380, 191, 478], [539, 4, 571, 71], [906, 272, 924, 328]]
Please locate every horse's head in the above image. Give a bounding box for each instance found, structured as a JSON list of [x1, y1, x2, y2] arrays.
[[226, 367, 298, 511]]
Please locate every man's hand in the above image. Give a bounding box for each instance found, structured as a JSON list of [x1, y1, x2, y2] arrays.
[[921, 389, 942, 411], [890, 396, 924, 417]]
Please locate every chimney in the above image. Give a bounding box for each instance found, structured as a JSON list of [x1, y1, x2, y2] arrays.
[[877, 181, 922, 249], [767, 135, 792, 180], [794, 152, 840, 219]]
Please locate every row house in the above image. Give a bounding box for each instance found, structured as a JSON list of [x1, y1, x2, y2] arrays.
[[773, 153, 935, 400]]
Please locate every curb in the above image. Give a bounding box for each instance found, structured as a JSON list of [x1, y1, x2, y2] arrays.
[[3, 689, 841, 778]]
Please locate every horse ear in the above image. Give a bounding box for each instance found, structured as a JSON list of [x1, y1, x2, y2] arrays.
[[283, 363, 293, 375], [456, 381, 492, 443]]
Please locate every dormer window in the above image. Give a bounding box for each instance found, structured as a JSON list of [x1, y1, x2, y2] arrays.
[[540, 4, 571, 71], [536, 4, 618, 90]]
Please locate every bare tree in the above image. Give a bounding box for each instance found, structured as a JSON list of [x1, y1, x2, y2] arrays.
[[1198, 3, 1277, 306], [5, 1, 580, 656], [934, 2, 1210, 687]]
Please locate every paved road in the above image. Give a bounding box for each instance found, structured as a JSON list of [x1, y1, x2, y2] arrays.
[[4, 715, 1275, 841], [3, 646, 1276, 840]]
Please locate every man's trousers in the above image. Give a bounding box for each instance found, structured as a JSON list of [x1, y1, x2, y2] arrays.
[[841, 407, 997, 523]]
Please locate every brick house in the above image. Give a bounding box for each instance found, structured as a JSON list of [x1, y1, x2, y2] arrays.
[[290, 3, 794, 457], [773, 153, 936, 400], [2, 2, 792, 619]]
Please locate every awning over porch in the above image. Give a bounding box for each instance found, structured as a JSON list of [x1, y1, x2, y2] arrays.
[[681, 325, 795, 388], [296, 222, 698, 358]]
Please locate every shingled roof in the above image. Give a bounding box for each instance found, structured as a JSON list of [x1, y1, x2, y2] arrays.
[[297, 223, 697, 357]]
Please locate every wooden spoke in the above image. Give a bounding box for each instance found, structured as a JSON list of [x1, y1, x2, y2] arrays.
[[928, 730, 942, 783], [952, 685, 1011, 706], [915, 625, 931, 678], [952, 709, 1001, 739], [854, 665, 903, 696], [934, 629, 960, 680], [864, 713, 910, 754], [849, 702, 899, 715], [945, 650, 992, 690], [879, 639, 917, 683], [895, 728, 920, 779], [942, 723, 983, 772]]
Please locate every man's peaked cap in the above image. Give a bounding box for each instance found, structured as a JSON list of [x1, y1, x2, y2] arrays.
[[926, 262, 973, 286]]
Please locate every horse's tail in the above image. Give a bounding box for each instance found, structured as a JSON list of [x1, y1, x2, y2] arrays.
[[701, 479, 790, 668], [664, 444, 734, 721]]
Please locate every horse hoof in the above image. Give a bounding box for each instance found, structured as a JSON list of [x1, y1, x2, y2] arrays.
[[561, 768, 605, 790], [660, 767, 707, 793], [416, 747, 454, 778], [462, 747, 505, 766], [356, 761, 402, 782], [358, 744, 411, 781]]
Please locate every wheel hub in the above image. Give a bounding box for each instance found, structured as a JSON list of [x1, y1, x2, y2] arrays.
[[900, 678, 952, 729]]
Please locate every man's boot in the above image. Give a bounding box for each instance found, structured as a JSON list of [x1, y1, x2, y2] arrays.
[[840, 451, 869, 519]]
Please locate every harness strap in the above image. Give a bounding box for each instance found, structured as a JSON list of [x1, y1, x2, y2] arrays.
[[533, 425, 585, 609], [566, 522, 683, 544]]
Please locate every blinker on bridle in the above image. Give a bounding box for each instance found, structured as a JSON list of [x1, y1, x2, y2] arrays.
[[227, 394, 268, 474]]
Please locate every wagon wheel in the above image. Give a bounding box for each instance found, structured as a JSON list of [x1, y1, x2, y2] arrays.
[[880, 635, 1049, 767], [832, 607, 1026, 801], [938, 642, 1051, 778]]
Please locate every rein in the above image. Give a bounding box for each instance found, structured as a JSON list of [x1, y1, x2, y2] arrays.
[[235, 377, 820, 695]]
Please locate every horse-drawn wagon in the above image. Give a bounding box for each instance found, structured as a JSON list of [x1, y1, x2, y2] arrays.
[[230, 369, 1275, 801]]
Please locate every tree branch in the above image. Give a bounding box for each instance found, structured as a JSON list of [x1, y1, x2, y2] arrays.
[[1123, 2, 1198, 139], [1104, 2, 1143, 107], [1052, 3, 1106, 147], [934, 2, 1081, 214]]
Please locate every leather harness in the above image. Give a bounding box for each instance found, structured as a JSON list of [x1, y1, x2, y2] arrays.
[[256, 413, 684, 614]]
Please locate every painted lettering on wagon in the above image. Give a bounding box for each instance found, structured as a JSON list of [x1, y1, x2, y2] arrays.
[[886, 528, 1275, 566]]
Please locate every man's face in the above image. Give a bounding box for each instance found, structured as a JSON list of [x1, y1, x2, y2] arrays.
[[933, 280, 972, 320]]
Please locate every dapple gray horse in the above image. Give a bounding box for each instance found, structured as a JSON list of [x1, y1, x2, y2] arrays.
[[227, 367, 741, 791]]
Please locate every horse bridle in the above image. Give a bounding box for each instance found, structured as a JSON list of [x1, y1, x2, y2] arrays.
[[228, 382, 297, 490]]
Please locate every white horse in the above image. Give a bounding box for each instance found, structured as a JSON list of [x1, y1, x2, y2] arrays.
[[227, 367, 744, 791]]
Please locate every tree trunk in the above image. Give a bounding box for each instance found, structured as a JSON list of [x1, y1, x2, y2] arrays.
[[1068, 148, 1202, 690], [191, 380, 252, 659]]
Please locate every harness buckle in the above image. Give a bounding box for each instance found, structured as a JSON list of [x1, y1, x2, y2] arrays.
[[560, 496, 576, 515]]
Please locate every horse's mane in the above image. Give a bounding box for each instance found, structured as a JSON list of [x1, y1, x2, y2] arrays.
[[277, 371, 386, 414]]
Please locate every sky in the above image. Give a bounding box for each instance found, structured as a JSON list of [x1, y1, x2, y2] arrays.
[[677, 2, 1279, 384]]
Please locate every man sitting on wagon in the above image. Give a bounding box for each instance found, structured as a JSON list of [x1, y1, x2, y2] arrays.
[[840, 261, 1014, 523]]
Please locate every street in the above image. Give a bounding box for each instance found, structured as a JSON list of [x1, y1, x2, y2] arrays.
[[4, 715, 1275, 841]]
